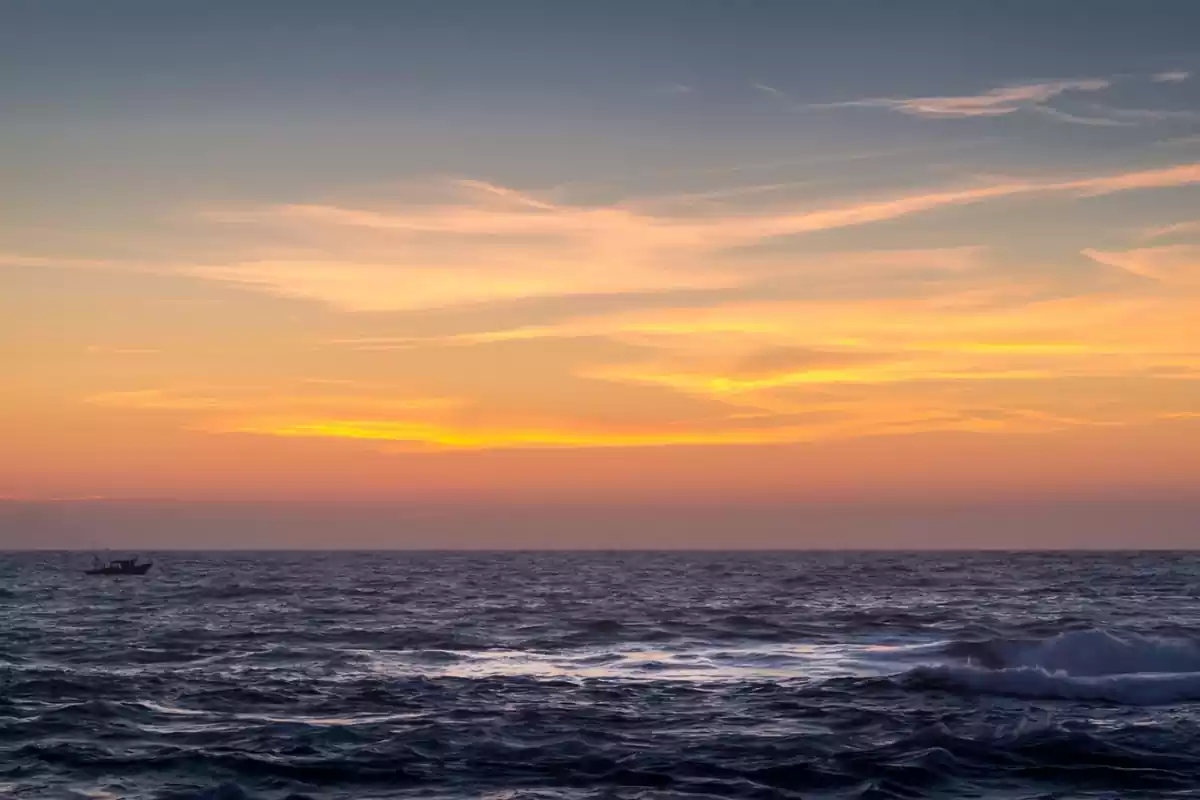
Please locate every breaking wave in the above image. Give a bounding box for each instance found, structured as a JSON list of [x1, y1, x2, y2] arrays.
[[913, 629, 1200, 704], [6, 551, 1200, 797]]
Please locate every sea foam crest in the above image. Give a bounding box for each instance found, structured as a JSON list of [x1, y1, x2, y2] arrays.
[[912, 629, 1200, 705]]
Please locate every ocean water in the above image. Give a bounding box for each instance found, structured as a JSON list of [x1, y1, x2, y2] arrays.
[[3, 552, 1200, 800]]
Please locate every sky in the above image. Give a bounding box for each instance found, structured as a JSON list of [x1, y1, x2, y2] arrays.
[[3, 1, 1200, 548]]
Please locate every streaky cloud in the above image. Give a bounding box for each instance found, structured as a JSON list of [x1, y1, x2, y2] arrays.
[[814, 78, 1110, 118], [1153, 70, 1192, 83], [86, 387, 463, 414], [0, 253, 124, 270], [815, 73, 1199, 126], [9, 164, 1200, 316], [1143, 220, 1200, 240], [218, 417, 848, 451], [1083, 104, 1200, 123], [643, 82, 694, 96], [1031, 106, 1134, 127], [750, 82, 786, 98], [1083, 246, 1200, 287], [1159, 134, 1200, 148]]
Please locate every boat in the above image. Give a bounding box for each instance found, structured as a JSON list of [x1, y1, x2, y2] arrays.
[[85, 556, 152, 576]]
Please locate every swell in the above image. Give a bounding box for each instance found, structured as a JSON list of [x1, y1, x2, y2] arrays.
[[9, 718, 1200, 798], [906, 628, 1200, 704], [6, 552, 1200, 798]]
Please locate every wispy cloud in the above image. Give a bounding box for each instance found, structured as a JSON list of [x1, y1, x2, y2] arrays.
[[817, 78, 1110, 118], [0, 253, 124, 270], [227, 291, 1200, 449], [285, 228, 1200, 450], [1077, 104, 1200, 124], [643, 83, 693, 96], [10, 162, 1200, 315], [186, 167, 1158, 311], [87, 386, 462, 416], [13, 160, 1200, 456], [1143, 219, 1200, 240], [88, 384, 865, 452], [816, 73, 1199, 126], [1083, 245, 1200, 287], [568, 282, 1200, 434], [750, 82, 786, 99], [1062, 162, 1200, 194], [75, 236, 1200, 453], [1031, 106, 1134, 127], [1153, 70, 1192, 83], [218, 416, 849, 451], [1159, 134, 1200, 148]]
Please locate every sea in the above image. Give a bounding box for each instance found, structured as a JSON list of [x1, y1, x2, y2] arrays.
[[2, 551, 1200, 800]]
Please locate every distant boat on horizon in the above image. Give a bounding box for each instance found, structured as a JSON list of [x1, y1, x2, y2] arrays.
[[85, 555, 152, 576]]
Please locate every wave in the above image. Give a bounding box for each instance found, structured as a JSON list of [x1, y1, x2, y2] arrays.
[[189, 584, 291, 600], [909, 663, 1200, 704], [913, 629, 1200, 704], [156, 783, 255, 800], [945, 628, 1200, 675], [20, 718, 1200, 799]]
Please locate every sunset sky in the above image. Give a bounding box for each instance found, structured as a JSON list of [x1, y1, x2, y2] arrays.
[[3, 1, 1200, 547]]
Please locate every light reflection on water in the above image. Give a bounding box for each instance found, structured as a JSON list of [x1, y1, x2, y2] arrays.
[[362, 642, 936, 683], [4, 552, 1200, 798]]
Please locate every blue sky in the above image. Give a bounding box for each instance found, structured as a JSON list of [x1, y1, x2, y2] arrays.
[[6, 0, 1198, 205]]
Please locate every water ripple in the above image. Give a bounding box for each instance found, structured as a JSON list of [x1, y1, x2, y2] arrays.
[[2, 551, 1200, 798]]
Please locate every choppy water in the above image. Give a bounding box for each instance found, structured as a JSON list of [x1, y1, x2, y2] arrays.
[[3, 551, 1200, 799]]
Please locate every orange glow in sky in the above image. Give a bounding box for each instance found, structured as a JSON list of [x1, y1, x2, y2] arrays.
[[3, 4, 1199, 546]]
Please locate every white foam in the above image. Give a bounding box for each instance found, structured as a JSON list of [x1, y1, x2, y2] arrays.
[[989, 629, 1200, 677], [914, 629, 1200, 705]]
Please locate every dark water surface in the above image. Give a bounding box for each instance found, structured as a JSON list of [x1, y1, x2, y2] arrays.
[[3, 551, 1200, 799]]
